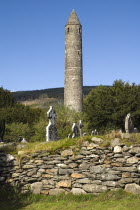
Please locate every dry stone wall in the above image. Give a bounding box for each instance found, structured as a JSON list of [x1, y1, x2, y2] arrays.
[[0, 142, 140, 195]]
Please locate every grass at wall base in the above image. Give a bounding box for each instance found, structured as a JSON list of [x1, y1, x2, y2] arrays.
[[0, 188, 140, 210]]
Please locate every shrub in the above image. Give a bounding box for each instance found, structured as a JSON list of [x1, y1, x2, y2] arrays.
[[5, 123, 32, 142], [30, 117, 47, 142]]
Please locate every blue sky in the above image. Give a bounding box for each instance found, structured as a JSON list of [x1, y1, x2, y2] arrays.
[[0, 0, 140, 91]]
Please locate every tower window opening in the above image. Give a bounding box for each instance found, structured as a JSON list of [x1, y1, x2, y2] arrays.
[[67, 27, 69, 33]]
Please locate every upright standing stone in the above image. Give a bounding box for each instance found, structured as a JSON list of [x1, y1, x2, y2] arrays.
[[64, 10, 83, 112], [46, 106, 57, 142], [125, 113, 134, 133], [72, 123, 79, 138], [79, 120, 84, 136]]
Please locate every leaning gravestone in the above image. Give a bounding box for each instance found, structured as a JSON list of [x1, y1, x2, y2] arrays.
[[46, 106, 57, 142], [125, 113, 134, 133]]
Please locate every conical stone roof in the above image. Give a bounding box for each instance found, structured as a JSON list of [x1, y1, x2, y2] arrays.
[[66, 10, 81, 25]]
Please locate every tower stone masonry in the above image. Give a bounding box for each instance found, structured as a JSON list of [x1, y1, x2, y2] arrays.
[[64, 10, 83, 112]]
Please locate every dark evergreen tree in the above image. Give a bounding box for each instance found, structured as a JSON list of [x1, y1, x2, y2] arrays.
[[83, 80, 140, 133], [0, 119, 5, 142], [0, 87, 15, 108]]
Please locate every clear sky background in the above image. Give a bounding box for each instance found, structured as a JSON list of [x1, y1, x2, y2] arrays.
[[0, 0, 140, 91]]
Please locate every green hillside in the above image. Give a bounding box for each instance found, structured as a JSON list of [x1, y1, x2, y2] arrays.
[[13, 86, 99, 101]]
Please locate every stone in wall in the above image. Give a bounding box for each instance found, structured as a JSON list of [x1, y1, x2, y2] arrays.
[[30, 182, 43, 194], [125, 183, 140, 195]]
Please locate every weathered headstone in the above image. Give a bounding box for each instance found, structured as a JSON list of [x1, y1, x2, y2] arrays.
[[46, 106, 57, 142], [79, 120, 84, 136], [125, 113, 134, 133], [18, 136, 23, 142], [21, 138, 28, 144], [72, 123, 79, 138], [91, 129, 98, 136]]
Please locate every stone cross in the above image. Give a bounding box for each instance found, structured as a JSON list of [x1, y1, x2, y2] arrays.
[[125, 113, 134, 133], [47, 106, 57, 125], [46, 106, 57, 142]]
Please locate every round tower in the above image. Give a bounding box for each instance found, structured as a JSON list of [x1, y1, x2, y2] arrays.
[[64, 10, 83, 112]]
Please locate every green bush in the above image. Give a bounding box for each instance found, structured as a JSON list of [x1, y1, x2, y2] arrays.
[[0, 87, 44, 142], [30, 117, 47, 142], [5, 123, 32, 142], [3, 103, 43, 124]]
